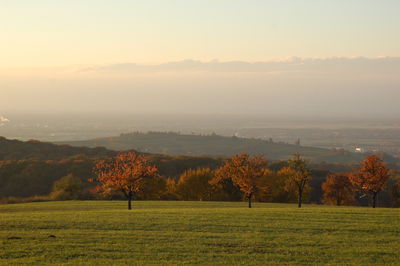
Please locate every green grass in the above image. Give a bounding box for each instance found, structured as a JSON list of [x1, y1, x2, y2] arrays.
[[0, 201, 399, 265]]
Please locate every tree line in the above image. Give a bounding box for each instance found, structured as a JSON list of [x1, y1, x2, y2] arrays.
[[92, 152, 398, 209], [1, 152, 399, 208]]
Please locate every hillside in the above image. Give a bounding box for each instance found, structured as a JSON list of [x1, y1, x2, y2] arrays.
[[0, 136, 117, 160], [1, 135, 398, 204], [58, 132, 365, 163], [0, 136, 224, 199]]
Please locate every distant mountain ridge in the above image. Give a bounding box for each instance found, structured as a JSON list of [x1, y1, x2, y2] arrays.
[[0, 136, 117, 160], [58, 132, 366, 163]]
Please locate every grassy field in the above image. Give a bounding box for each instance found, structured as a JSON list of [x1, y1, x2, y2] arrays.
[[0, 201, 399, 265]]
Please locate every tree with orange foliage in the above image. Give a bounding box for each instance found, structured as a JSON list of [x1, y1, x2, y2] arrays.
[[349, 155, 390, 208], [176, 168, 215, 201], [210, 153, 269, 208], [322, 173, 355, 206], [93, 152, 159, 210], [278, 154, 310, 208]]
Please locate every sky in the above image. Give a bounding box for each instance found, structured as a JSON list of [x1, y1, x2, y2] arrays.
[[1, 0, 399, 116]]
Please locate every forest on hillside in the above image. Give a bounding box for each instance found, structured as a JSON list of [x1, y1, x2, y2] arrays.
[[59, 131, 370, 163], [1, 137, 399, 207]]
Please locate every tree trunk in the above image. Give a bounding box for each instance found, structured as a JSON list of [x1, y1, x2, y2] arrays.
[[372, 192, 377, 208], [248, 195, 252, 208], [128, 194, 133, 210], [298, 189, 302, 208], [337, 196, 341, 206]]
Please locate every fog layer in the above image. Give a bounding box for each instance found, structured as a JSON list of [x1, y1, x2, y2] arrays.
[[1, 57, 399, 117]]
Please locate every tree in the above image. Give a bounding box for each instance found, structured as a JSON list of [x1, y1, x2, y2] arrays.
[[349, 155, 390, 208], [176, 168, 215, 201], [391, 179, 400, 207], [262, 172, 299, 203], [160, 178, 179, 200], [50, 174, 85, 200], [278, 154, 311, 208], [136, 175, 166, 200], [93, 152, 159, 210], [210, 153, 269, 208], [322, 173, 355, 206]]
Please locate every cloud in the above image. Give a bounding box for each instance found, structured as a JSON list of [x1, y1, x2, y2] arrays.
[[80, 57, 400, 76], [1, 57, 399, 116], [0, 116, 10, 122]]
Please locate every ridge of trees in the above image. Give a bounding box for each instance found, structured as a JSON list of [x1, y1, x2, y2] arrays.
[[0, 136, 116, 160], [58, 131, 373, 164], [0, 137, 399, 207]]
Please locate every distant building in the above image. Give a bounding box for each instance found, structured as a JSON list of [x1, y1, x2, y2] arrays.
[[295, 138, 301, 146], [355, 147, 364, 153]]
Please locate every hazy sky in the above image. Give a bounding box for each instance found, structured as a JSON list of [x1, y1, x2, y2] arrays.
[[1, 0, 400, 67], [1, 1, 399, 117]]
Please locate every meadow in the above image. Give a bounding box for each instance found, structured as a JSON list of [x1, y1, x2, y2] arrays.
[[0, 201, 399, 265]]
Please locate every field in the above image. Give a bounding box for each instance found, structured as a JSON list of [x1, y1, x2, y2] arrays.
[[0, 201, 399, 265]]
